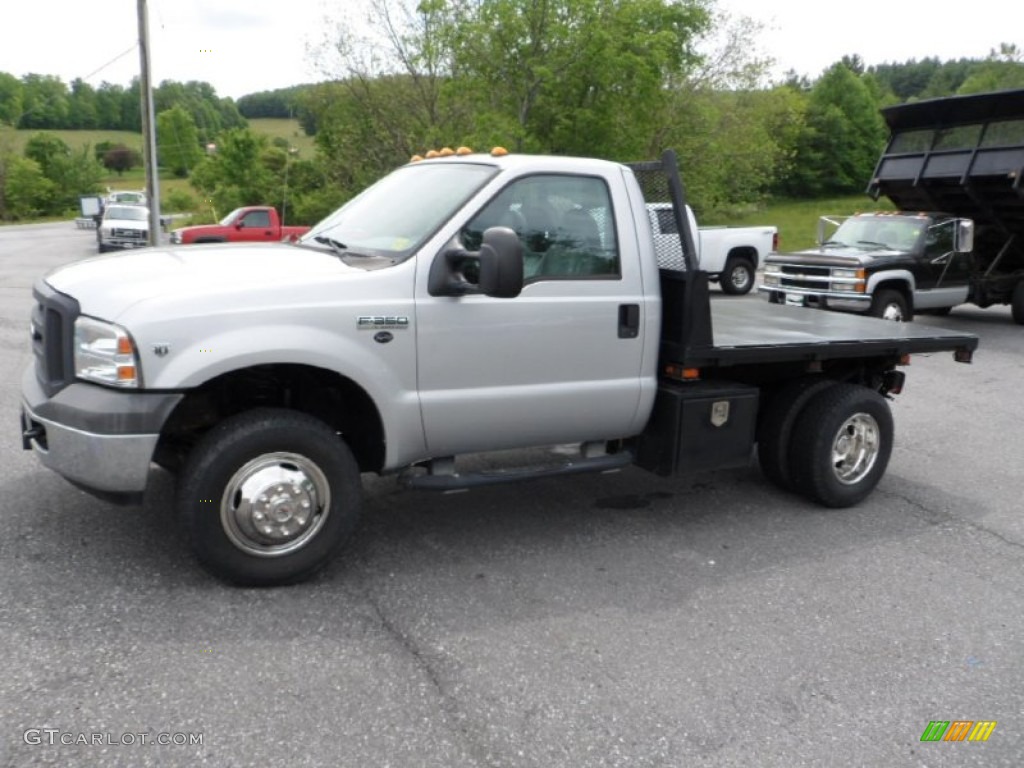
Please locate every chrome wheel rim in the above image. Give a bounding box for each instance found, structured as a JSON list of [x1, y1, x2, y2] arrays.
[[881, 303, 904, 321], [731, 266, 752, 291], [220, 452, 330, 557], [831, 413, 881, 485]]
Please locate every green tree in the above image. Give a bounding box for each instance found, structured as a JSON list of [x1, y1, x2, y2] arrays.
[[189, 127, 276, 213], [157, 104, 203, 177], [24, 132, 71, 178], [18, 74, 70, 129], [1, 154, 55, 219], [780, 63, 886, 196], [45, 146, 104, 213], [68, 78, 99, 128], [0, 72, 23, 126], [958, 44, 1024, 94]]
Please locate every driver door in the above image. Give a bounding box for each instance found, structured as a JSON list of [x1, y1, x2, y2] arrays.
[[414, 171, 648, 456]]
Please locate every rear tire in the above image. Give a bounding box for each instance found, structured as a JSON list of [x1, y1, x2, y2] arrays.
[[757, 377, 836, 491], [1012, 282, 1024, 325], [788, 384, 893, 508], [869, 289, 911, 322], [177, 408, 362, 586], [721, 256, 756, 295]]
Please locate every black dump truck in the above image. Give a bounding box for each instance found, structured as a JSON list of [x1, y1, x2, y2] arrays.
[[760, 87, 1024, 323]]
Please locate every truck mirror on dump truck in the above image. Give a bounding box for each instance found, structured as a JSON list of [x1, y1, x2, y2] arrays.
[[954, 219, 974, 253]]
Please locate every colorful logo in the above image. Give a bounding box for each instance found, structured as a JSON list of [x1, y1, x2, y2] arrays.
[[920, 721, 997, 742]]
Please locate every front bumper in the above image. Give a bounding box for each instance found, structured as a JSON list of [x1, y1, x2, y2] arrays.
[[21, 366, 182, 496], [759, 286, 871, 313]]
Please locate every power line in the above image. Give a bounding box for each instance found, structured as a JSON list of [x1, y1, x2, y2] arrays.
[[81, 43, 139, 84]]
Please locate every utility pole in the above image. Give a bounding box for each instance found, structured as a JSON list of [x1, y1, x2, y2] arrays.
[[137, 0, 161, 245]]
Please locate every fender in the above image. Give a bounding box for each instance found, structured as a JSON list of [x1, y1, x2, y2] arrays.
[[867, 269, 915, 295], [137, 323, 426, 470]]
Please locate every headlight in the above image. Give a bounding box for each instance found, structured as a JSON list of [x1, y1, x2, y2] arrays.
[[764, 264, 782, 276], [763, 275, 780, 287], [74, 317, 141, 388], [830, 267, 866, 293], [170, 230, 181, 243], [831, 268, 863, 279]]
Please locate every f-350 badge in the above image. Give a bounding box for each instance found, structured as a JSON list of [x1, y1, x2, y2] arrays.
[[357, 316, 409, 330]]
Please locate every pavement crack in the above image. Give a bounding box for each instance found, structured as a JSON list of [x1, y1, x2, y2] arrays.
[[357, 585, 502, 767], [880, 488, 1024, 552]]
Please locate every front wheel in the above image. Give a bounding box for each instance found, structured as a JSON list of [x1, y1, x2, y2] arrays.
[[177, 408, 362, 586], [720, 256, 756, 295], [869, 289, 911, 322], [787, 383, 894, 508]]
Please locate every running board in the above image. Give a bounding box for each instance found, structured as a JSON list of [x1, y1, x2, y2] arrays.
[[400, 451, 634, 492]]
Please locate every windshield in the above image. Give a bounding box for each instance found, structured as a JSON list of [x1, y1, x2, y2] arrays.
[[302, 162, 499, 258], [829, 216, 926, 252], [219, 208, 244, 226], [105, 205, 149, 221]]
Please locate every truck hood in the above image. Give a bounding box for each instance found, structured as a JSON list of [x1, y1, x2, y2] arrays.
[[46, 242, 355, 319], [766, 246, 907, 267]]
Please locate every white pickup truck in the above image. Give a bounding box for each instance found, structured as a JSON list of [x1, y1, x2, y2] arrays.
[[21, 149, 977, 586], [647, 203, 777, 295]]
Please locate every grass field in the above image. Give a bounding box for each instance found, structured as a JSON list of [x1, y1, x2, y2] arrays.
[[0, 118, 314, 159], [703, 195, 896, 252]]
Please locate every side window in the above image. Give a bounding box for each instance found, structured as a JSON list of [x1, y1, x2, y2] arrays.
[[462, 175, 619, 280], [242, 210, 271, 228], [925, 222, 953, 258]]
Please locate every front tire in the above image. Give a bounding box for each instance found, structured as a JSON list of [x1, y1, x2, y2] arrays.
[[787, 384, 894, 508], [720, 256, 756, 295], [177, 408, 362, 586], [869, 289, 911, 322]]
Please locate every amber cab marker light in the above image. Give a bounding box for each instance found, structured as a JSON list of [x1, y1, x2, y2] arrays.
[[456, 146, 473, 155], [410, 154, 424, 163], [425, 149, 440, 158], [491, 146, 509, 156]]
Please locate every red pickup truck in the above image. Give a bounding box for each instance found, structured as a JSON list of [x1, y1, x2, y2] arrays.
[[169, 206, 309, 245]]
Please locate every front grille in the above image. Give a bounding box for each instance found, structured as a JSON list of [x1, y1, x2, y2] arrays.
[[31, 281, 80, 397], [772, 263, 832, 291], [111, 228, 147, 239]]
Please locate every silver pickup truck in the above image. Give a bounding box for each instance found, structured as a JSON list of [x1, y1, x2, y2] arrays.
[[21, 150, 978, 585]]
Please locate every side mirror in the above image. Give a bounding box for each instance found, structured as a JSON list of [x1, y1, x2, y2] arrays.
[[234, 220, 244, 230], [478, 227, 523, 298], [954, 219, 974, 253], [428, 226, 523, 298]]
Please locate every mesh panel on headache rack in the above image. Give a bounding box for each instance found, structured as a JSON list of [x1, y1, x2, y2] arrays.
[[626, 161, 688, 272]]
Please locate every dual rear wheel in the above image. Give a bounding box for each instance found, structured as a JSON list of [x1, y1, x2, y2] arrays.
[[758, 380, 893, 507]]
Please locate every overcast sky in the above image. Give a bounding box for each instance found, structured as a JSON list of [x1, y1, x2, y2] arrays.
[[0, 0, 1018, 100]]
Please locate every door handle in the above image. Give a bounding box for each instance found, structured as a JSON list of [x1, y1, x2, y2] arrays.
[[618, 304, 639, 338]]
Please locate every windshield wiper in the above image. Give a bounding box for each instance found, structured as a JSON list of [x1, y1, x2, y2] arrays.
[[856, 240, 891, 249], [822, 239, 850, 247], [312, 235, 347, 256]]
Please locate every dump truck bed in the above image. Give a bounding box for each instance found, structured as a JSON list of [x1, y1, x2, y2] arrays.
[[869, 88, 1024, 237]]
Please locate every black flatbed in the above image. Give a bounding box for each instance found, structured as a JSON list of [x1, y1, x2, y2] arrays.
[[681, 299, 979, 367]]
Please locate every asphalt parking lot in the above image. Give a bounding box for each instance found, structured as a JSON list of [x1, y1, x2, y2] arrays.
[[2, 221, 1023, 767]]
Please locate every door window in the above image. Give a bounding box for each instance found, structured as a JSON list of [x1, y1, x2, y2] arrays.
[[242, 210, 271, 228], [463, 175, 619, 280]]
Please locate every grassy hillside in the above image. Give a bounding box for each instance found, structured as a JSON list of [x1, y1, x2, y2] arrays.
[[704, 195, 897, 253], [248, 118, 316, 157], [0, 126, 143, 155]]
